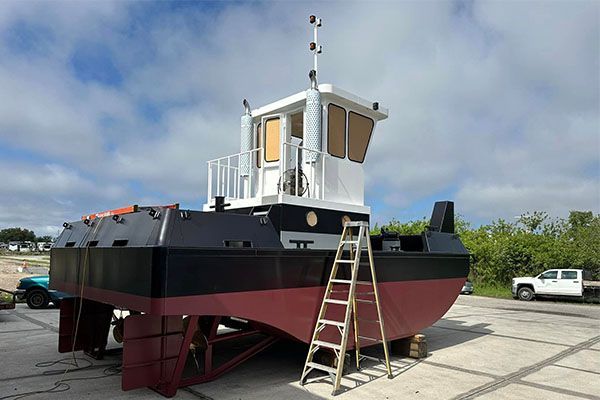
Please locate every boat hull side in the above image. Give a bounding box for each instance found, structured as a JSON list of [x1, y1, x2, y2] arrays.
[[54, 277, 464, 345]]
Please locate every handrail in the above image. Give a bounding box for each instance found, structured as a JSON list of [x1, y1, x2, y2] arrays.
[[282, 141, 329, 157], [207, 147, 263, 202], [207, 142, 331, 204], [206, 147, 261, 164], [281, 142, 330, 200]]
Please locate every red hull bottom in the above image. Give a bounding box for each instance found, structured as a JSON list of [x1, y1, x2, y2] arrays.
[[56, 277, 464, 397], [57, 277, 464, 344], [160, 277, 464, 344]]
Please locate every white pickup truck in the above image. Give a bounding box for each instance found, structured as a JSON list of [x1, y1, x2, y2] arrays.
[[512, 269, 600, 301]]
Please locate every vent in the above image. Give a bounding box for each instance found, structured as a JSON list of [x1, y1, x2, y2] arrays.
[[87, 240, 99, 247], [224, 240, 252, 248], [65, 241, 76, 247], [112, 239, 129, 247]]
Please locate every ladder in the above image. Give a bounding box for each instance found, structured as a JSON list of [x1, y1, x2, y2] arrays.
[[299, 221, 392, 395]]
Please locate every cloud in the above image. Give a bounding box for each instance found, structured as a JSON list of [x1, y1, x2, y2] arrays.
[[0, 0, 598, 236], [0, 160, 125, 235], [456, 178, 600, 219]]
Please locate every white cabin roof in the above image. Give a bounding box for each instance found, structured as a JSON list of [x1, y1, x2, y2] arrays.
[[251, 84, 388, 121]]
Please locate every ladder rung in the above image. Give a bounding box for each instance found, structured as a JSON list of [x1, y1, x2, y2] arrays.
[[324, 299, 349, 305], [330, 279, 372, 286], [335, 259, 355, 264], [356, 291, 375, 295], [344, 221, 369, 227], [330, 279, 352, 284], [341, 240, 360, 245], [355, 299, 376, 304], [358, 354, 381, 362], [357, 318, 380, 323], [314, 340, 342, 350], [319, 319, 345, 327], [307, 361, 338, 374], [358, 335, 380, 342]]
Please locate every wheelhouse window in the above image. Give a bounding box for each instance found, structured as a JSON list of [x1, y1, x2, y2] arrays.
[[265, 118, 280, 162], [290, 111, 303, 139], [348, 111, 374, 163], [327, 104, 346, 158]]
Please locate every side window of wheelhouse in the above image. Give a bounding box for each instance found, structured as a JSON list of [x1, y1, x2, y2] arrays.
[[256, 123, 262, 167], [290, 111, 303, 139], [328, 104, 346, 158], [348, 112, 374, 163], [265, 118, 280, 162]]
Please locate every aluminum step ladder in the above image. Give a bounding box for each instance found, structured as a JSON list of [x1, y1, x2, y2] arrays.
[[299, 221, 392, 395]]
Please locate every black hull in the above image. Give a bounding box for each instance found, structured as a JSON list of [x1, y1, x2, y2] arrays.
[[51, 246, 469, 302]]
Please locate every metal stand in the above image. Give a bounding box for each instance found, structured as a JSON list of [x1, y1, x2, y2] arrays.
[[120, 314, 277, 397], [299, 221, 392, 395]]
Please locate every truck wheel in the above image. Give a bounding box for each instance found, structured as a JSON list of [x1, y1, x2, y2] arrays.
[[26, 289, 50, 309], [517, 287, 534, 301]]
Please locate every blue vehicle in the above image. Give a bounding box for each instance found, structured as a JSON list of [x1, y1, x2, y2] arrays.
[[15, 275, 71, 309]]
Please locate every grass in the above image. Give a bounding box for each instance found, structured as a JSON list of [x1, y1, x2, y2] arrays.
[[0, 291, 14, 303], [472, 282, 513, 299]]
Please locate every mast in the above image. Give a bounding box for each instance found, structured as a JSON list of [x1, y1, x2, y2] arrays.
[[309, 15, 323, 76]]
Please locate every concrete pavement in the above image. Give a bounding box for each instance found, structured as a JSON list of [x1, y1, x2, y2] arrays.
[[1, 296, 598, 399]]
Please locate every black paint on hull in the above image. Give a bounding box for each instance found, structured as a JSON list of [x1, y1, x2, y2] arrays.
[[50, 246, 469, 299]]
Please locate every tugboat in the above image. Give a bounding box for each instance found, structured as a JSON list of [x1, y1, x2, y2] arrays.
[[49, 15, 469, 397]]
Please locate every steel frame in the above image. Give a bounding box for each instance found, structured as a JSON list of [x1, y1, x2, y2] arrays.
[[122, 314, 277, 398]]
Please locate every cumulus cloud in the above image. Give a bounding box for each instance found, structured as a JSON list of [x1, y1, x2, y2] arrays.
[[0, 0, 598, 236], [0, 160, 125, 235]]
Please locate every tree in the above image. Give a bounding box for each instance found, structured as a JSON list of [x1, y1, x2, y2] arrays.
[[0, 227, 36, 243], [377, 217, 429, 235], [517, 211, 548, 233], [380, 210, 600, 285], [36, 235, 54, 243], [568, 211, 594, 229]]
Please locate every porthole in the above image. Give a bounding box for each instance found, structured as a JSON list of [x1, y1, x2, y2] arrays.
[[306, 211, 318, 227]]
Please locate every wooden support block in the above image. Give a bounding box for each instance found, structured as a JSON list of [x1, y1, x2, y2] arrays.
[[391, 334, 428, 359], [409, 341, 427, 359], [412, 334, 426, 343]]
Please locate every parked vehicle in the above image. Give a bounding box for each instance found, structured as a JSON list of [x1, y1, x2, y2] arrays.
[[14, 275, 71, 309], [512, 269, 600, 301], [461, 280, 473, 295], [36, 242, 53, 252], [8, 241, 34, 252]]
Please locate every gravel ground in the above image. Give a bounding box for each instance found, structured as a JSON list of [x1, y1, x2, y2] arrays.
[[0, 255, 50, 291]]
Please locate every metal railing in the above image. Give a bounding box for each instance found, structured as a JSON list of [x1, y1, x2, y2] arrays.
[[207, 143, 331, 203], [207, 148, 263, 202], [281, 142, 329, 200]]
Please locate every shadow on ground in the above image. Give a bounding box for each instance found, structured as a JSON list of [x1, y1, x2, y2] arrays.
[[424, 319, 493, 353]]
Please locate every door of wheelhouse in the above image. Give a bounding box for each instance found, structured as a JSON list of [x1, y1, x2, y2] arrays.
[[257, 115, 281, 196]]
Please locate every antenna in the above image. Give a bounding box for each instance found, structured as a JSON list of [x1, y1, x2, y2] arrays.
[[309, 15, 323, 75]]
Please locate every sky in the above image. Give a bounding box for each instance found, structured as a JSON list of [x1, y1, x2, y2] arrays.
[[0, 0, 598, 237]]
